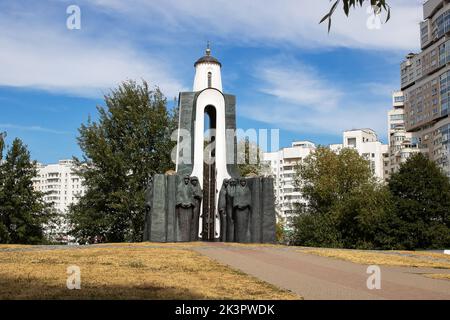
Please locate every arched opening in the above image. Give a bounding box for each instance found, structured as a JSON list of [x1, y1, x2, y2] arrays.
[[202, 105, 217, 241], [207, 72, 212, 88]]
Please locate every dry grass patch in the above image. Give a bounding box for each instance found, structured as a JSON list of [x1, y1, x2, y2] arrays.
[[0, 244, 32, 249], [398, 251, 450, 262], [0, 246, 299, 300], [95, 242, 205, 248], [425, 274, 450, 281], [301, 248, 450, 269]]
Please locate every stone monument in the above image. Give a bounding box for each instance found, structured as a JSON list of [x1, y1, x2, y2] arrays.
[[143, 45, 276, 243]]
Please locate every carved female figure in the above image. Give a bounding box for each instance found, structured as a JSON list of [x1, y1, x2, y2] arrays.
[[233, 178, 252, 243], [226, 178, 237, 242], [218, 179, 229, 242], [190, 176, 202, 241], [176, 175, 195, 242]]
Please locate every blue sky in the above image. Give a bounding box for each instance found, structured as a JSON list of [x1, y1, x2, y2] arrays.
[[0, 0, 423, 164]]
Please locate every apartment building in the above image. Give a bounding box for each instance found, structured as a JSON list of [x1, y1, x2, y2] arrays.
[[32, 160, 85, 242], [331, 129, 388, 181], [263, 141, 316, 223], [33, 159, 85, 213], [401, 0, 450, 177], [386, 91, 420, 178]]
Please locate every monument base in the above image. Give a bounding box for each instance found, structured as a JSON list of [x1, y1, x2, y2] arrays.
[[143, 174, 276, 244]]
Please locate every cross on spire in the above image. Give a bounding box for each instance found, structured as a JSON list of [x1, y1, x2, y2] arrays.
[[206, 41, 211, 56]]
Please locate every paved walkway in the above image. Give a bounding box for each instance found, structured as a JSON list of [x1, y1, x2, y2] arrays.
[[194, 243, 450, 300]]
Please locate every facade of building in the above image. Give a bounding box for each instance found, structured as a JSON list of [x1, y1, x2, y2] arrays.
[[263, 141, 316, 222], [400, 0, 450, 177], [33, 159, 85, 213], [386, 91, 420, 178], [331, 129, 389, 181], [32, 160, 85, 242]]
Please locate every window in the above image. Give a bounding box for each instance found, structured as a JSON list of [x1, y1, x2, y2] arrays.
[[390, 114, 404, 121], [207, 72, 212, 88], [394, 96, 404, 103], [347, 138, 357, 148]]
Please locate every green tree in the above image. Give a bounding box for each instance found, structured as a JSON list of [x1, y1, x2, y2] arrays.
[[388, 153, 450, 249], [291, 146, 393, 249], [0, 138, 50, 244], [321, 0, 390, 31], [69, 80, 178, 243], [237, 138, 269, 177]]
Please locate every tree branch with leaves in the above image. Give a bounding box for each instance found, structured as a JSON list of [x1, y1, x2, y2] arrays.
[[321, 0, 391, 32]]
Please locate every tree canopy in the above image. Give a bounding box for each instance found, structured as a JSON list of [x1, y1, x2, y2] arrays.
[[237, 138, 269, 177], [291, 146, 394, 249], [69, 80, 178, 243], [388, 153, 450, 249], [0, 138, 51, 244]]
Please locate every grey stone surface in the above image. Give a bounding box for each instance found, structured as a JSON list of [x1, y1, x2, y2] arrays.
[[224, 94, 240, 178], [226, 178, 237, 242], [150, 174, 167, 242], [248, 177, 262, 243], [143, 176, 153, 241], [144, 176, 276, 244], [233, 179, 252, 243], [262, 177, 276, 243], [177, 92, 196, 177], [165, 175, 177, 242], [190, 176, 202, 241], [176, 175, 195, 242], [218, 179, 229, 242]]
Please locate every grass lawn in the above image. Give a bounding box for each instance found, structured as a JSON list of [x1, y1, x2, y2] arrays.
[[300, 248, 450, 269], [0, 244, 299, 300]]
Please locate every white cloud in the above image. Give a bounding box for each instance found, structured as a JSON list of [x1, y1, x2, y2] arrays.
[[86, 0, 423, 51], [0, 8, 184, 98], [258, 63, 343, 113], [241, 59, 391, 139]]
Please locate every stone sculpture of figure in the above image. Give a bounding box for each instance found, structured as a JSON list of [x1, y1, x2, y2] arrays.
[[190, 176, 202, 241], [233, 178, 252, 243], [176, 175, 195, 242], [143, 176, 153, 241], [226, 178, 238, 242], [218, 179, 229, 242]]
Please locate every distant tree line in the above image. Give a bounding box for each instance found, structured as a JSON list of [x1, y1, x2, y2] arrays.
[[288, 147, 450, 250]]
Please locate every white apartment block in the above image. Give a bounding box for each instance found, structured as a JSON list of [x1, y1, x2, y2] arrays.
[[33, 159, 86, 213], [263, 141, 316, 223], [331, 129, 389, 181], [387, 91, 420, 178], [32, 159, 85, 242]]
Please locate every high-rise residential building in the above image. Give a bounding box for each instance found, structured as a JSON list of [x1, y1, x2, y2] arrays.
[[32, 159, 85, 242], [263, 141, 316, 223], [400, 0, 450, 177], [386, 91, 420, 178], [331, 129, 389, 181]]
